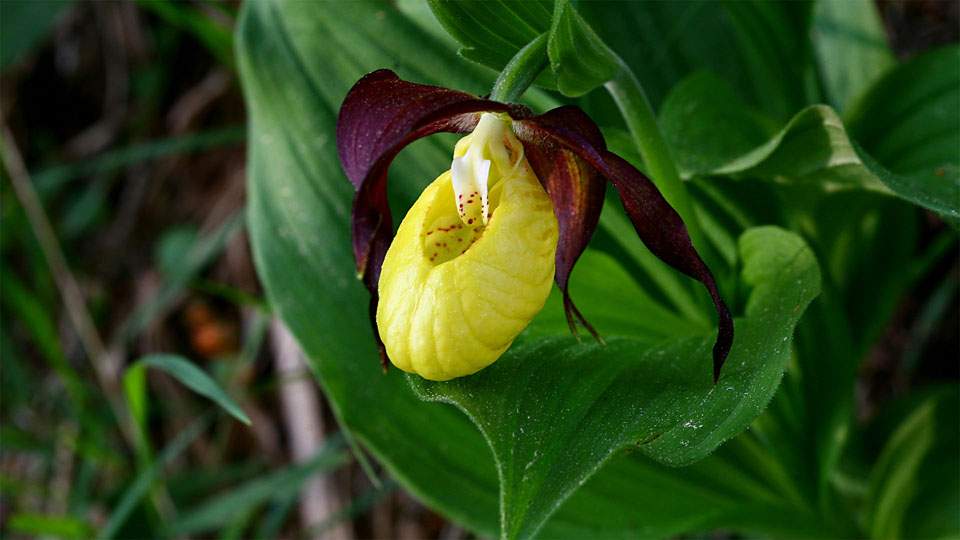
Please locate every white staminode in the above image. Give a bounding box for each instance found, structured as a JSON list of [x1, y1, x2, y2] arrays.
[[450, 112, 518, 226]]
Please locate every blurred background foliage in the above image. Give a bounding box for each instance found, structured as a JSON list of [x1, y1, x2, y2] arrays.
[[0, 0, 957, 539]]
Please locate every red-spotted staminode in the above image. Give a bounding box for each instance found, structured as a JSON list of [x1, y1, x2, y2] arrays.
[[337, 70, 733, 382]]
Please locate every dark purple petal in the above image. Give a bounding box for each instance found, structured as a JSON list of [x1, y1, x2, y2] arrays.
[[337, 70, 516, 369], [520, 133, 606, 344], [514, 106, 734, 381]]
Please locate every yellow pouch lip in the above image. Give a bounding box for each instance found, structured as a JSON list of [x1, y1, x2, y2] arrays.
[[376, 161, 558, 381]]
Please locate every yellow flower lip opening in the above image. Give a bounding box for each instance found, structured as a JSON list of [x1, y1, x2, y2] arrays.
[[450, 112, 522, 227], [376, 115, 558, 381], [422, 113, 523, 266]]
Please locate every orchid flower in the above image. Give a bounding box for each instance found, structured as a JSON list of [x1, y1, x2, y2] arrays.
[[337, 70, 733, 382]]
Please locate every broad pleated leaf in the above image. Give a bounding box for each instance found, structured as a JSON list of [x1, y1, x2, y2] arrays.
[[846, 45, 960, 192], [810, 0, 894, 115], [658, 71, 777, 177], [409, 226, 820, 538], [720, 0, 815, 121], [426, 0, 556, 90], [658, 72, 959, 219], [577, 0, 757, 112]]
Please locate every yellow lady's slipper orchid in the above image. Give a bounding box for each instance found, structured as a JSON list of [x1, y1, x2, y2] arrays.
[[337, 70, 733, 382], [377, 114, 558, 380]]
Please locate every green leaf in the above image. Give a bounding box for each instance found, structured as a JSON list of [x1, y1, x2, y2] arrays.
[[7, 513, 93, 540], [576, 1, 756, 114], [408, 226, 819, 538], [99, 414, 212, 540], [780, 193, 923, 512], [165, 462, 264, 502], [810, 0, 894, 115], [791, 292, 857, 510], [122, 360, 151, 465], [132, 354, 251, 425], [736, 106, 958, 218], [659, 71, 777, 177], [657, 66, 942, 510], [721, 0, 815, 121], [900, 273, 960, 376], [808, 193, 923, 354], [32, 127, 245, 196], [846, 45, 960, 191], [658, 71, 958, 217], [786, 193, 924, 512], [0, 265, 87, 410], [866, 399, 937, 539], [61, 173, 111, 237], [898, 389, 960, 539], [136, 0, 235, 68], [546, 0, 619, 97], [154, 226, 199, 277], [426, 0, 556, 90], [547, 444, 840, 539], [859, 386, 960, 539], [252, 492, 296, 540], [0, 326, 31, 409]]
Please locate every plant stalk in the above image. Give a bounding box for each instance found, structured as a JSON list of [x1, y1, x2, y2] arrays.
[[489, 33, 549, 103]]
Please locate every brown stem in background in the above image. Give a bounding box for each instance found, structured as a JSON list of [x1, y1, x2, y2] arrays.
[[270, 320, 352, 539], [167, 68, 232, 134]]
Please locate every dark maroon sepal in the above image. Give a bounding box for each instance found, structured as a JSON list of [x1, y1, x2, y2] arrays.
[[515, 106, 734, 381], [516, 109, 607, 344], [337, 70, 518, 369]]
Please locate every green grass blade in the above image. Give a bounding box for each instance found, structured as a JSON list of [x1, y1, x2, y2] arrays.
[[136, 0, 235, 68], [32, 127, 245, 195], [98, 413, 213, 539], [0, 265, 87, 409], [133, 354, 251, 425], [7, 513, 93, 540]]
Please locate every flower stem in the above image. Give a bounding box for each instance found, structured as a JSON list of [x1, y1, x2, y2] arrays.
[[489, 33, 549, 103], [605, 64, 705, 250]]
